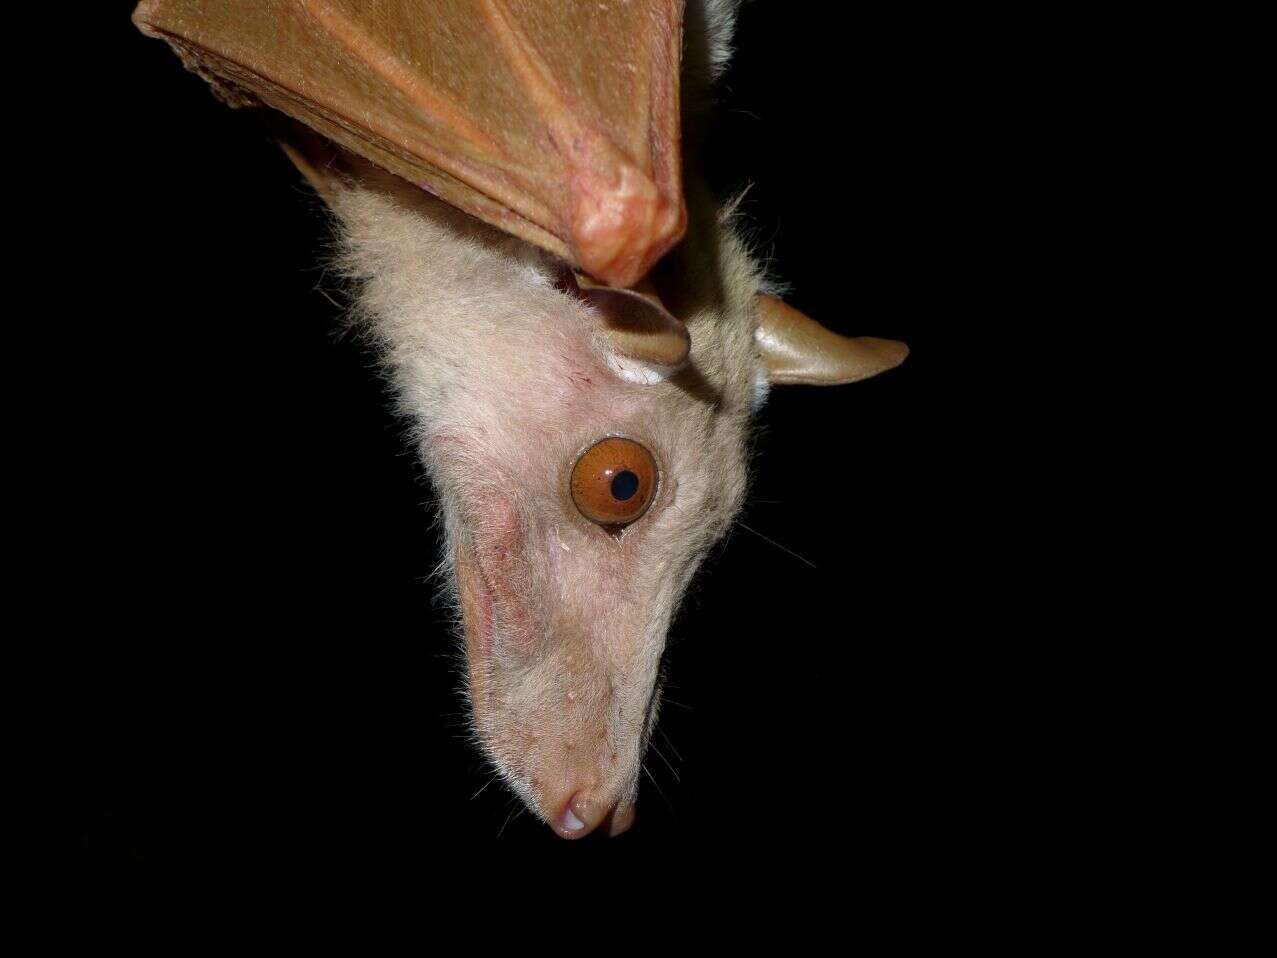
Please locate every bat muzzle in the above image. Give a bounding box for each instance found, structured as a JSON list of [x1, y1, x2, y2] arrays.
[[550, 790, 637, 840]]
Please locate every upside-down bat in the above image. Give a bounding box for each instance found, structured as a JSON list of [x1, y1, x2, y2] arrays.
[[133, 0, 907, 839]]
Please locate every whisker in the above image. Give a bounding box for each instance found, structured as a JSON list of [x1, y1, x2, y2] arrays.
[[496, 800, 524, 839], [470, 775, 498, 801], [650, 740, 681, 783], [657, 726, 684, 764], [641, 761, 674, 815], [314, 285, 344, 310], [737, 520, 818, 570]]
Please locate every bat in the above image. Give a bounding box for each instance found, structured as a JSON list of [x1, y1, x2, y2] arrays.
[[133, 0, 907, 839]]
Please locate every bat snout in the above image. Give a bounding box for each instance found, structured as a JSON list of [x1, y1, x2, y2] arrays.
[[549, 789, 636, 841], [522, 728, 642, 840]]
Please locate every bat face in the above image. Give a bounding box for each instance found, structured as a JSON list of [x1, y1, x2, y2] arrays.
[[448, 330, 751, 838], [333, 174, 763, 838]]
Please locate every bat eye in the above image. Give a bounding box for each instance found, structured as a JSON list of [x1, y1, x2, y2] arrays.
[[571, 437, 658, 528]]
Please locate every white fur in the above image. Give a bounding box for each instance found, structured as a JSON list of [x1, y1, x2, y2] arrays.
[[699, 0, 741, 80]]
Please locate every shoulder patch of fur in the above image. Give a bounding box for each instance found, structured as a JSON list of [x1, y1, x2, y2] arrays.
[[717, 186, 789, 300], [697, 0, 741, 81], [683, 0, 741, 109]]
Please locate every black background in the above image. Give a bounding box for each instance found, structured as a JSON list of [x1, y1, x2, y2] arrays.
[[8, 1, 1033, 947]]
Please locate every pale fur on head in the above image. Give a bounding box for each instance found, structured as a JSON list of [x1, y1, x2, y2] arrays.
[[327, 0, 764, 834]]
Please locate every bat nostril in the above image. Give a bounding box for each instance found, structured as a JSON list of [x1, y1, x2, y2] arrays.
[[553, 792, 598, 839], [607, 802, 636, 837], [561, 805, 587, 834]]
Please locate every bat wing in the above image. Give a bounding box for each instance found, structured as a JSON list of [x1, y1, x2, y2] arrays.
[[133, 0, 687, 288]]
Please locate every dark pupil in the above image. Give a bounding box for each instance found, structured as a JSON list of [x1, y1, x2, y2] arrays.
[[610, 470, 639, 502]]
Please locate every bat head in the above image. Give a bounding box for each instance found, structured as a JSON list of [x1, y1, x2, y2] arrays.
[[308, 3, 905, 840], [333, 172, 762, 837]]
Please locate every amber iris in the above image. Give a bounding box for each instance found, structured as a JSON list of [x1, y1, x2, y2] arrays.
[[570, 437, 658, 527]]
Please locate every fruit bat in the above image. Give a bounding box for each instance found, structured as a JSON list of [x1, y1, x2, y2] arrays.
[[133, 0, 907, 839]]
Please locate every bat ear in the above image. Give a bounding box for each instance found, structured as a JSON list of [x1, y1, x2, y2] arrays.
[[573, 273, 691, 383], [756, 294, 908, 386]]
